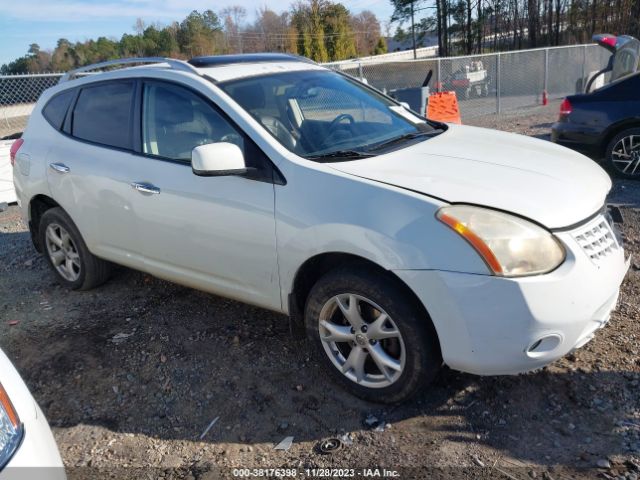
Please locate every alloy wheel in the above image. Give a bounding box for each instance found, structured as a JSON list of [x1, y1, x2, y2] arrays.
[[45, 223, 81, 282], [318, 293, 406, 389], [611, 135, 640, 176]]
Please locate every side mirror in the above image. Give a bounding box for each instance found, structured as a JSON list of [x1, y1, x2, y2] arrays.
[[192, 142, 246, 177]]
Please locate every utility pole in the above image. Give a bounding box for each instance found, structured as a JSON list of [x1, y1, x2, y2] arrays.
[[411, 0, 417, 59]]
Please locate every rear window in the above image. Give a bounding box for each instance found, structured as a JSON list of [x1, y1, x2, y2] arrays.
[[611, 48, 640, 82], [71, 82, 134, 150], [43, 90, 74, 130], [610, 38, 640, 82]]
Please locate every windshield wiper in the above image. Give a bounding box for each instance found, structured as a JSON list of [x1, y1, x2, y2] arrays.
[[306, 149, 376, 161], [366, 130, 443, 152]]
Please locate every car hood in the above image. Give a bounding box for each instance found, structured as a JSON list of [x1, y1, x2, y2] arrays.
[[328, 124, 611, 229]]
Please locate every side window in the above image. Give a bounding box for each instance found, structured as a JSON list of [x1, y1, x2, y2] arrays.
[[71, 82, 134, 150], [142, 83, 245, 162], [43, 90, 74, 130]]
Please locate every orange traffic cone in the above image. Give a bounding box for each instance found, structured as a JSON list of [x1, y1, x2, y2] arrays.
[[426, 91, 462, 124]]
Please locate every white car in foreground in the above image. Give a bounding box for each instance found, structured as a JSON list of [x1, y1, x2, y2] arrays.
[[13, 54, 629, 403], [0, 349, 65, 480]]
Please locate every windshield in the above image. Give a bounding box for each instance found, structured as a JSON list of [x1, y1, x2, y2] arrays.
[[219, 70, 440, 160]]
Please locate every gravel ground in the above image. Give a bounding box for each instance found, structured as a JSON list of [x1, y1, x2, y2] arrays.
[[1, 106, 639, 480]]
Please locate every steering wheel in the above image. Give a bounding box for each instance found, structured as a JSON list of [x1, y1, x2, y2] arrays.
[[319, 114, 355, 150], [328, 113, 355, 131]]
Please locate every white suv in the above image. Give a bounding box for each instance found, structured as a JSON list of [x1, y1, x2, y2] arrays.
[[12, 54, 629, 403]]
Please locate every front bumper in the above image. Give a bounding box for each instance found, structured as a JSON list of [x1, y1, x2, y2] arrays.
[[395, 215, 629, 376]]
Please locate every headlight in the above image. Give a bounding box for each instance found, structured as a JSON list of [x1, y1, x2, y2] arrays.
[[436, 205, 565, 277], [0, 382, 23, 469]]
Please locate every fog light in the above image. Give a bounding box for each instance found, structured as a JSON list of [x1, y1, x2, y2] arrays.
[[526, 334, 562, 358]]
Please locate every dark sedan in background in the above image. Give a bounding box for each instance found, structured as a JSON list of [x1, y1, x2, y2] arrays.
[[552, 34, 640, 179]]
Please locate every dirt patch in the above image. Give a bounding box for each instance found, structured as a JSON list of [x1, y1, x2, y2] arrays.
[[1, 113, 639, 479], [466, 101, 561, 141]]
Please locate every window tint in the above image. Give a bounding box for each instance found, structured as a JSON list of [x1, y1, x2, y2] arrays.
[[43, 90, 74, 130], [142, 83, 244, 162], [72, 82, 134, 149]]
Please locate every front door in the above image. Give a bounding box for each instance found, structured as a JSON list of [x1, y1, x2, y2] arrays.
[[130, 80, 281, 311]]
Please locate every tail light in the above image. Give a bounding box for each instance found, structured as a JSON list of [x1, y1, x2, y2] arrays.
[[559, 98, 572, 118], [593, 34, 618, 52], [9, 138, 23, 167]]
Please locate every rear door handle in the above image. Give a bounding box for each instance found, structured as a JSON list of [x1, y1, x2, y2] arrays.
[[130, 182, 161, 195], [49, 163, 70, 174]]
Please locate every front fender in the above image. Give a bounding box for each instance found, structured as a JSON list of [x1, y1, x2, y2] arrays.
[[275, 161, 489, 310]]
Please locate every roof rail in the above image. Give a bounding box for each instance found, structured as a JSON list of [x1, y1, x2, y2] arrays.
[[59, 57, 200, 83], [188, 53, 316, 68]]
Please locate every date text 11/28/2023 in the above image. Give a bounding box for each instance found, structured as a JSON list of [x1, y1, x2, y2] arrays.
[[232, 468, 400, 477]]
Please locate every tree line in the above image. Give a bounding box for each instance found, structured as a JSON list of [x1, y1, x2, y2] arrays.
[[391, 0, 640, 56], [1, 1, 388, 74]]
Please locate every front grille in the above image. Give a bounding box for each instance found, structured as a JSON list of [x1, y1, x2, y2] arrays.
[[572, 216, 619, 264]]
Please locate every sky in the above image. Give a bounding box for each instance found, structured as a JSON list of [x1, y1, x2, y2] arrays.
[[0, 0, 396, 67]]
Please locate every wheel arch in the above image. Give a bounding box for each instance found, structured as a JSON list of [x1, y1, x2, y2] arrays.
[[602, 118, 640, 157], [288, 251, 442, 355], [28, 194, 61, 252]]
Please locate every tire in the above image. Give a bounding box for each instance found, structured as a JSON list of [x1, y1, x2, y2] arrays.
[[605, 127, 640, 179], [304, 266, 442, 404], [39, 207, 111, 290]]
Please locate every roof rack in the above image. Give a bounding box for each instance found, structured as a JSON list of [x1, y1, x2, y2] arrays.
[[188, 53, 316, 68], [59, 57, 200, 83]]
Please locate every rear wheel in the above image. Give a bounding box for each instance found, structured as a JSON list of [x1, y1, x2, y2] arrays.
[[39, 207, 111, 290], [304, 266, 442, 404], [606, 128, 640, 179]]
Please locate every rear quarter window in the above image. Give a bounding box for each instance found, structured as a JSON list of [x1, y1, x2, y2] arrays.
[[71, 81, 134, 150], [42, 90, 74, 130]]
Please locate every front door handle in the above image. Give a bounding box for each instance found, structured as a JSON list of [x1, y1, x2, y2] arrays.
[[49, 163, 70, 174], [130, 182, 161, 195]]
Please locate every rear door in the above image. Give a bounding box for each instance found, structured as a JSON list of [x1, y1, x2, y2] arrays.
[[45, 80, 144, 268]]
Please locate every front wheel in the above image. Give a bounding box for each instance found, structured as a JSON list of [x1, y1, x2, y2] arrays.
[[304, 266, 442, 404], [606, 128, 640, 179]]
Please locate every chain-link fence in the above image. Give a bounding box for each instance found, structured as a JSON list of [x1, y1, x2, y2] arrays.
[[0, 73, 63, 137], [327, 43, 612, 121], [0, 43, 613, 138]]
